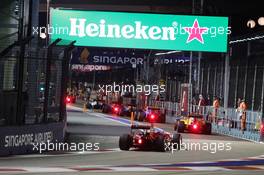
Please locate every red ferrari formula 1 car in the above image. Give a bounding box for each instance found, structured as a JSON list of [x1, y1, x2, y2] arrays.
[[119, 124, 182, 152]]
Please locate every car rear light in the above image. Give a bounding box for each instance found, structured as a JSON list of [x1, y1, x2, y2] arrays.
[[66, 97, 71, 103], [260, 124, 264, 135], [193, 124, 198, 130], [150, 114, 155, 120], [114, 107, 119, 112], [138, 139, 142, 144]]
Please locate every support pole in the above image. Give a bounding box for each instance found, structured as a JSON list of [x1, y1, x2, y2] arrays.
[[189, 52, 193, 114], [261, 69, 264, 115], [189, 52, 193, 86], [59, 41, 76, 122], [201, 68, 204, 94], [206, 65, 210, 95], [252, 64, 257, 111], [243, 62, 248, 99], [234, 65, 239, 108], [224, 52, 230, 109], [43, 38, 61, 123], [197, 52, 201, 94], [213, 67, 217, 97], [16, 36, 33, 125]]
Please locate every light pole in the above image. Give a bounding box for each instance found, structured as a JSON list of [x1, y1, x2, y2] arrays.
[[245, 17, 264, 117], [46, 0, 51, 46]]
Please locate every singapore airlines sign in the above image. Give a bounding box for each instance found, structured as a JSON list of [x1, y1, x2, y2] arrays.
[[50, 9, 229, 52]]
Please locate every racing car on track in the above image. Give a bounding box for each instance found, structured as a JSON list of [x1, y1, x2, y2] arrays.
[[102, 103, 123, 114], [65, 95, 76, 104], [135, 106, 166, 123], [174, 113, 212, 134], [119, 124, 182, 152]]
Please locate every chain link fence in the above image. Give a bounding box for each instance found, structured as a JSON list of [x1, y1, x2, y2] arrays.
[[149, 100, 264, 142]]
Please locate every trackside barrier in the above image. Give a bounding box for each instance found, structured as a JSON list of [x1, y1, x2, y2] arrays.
[[211, 125, 261, 142], [149, 100, 264, 142]]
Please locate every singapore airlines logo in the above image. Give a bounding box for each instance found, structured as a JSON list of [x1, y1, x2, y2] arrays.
[[79, 48, 90, 64]]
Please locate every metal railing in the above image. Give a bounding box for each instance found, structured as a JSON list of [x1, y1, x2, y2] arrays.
[[148, 100, 264, 142]]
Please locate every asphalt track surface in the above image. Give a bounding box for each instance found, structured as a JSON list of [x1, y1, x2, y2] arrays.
[[0, 104, 263, 175]]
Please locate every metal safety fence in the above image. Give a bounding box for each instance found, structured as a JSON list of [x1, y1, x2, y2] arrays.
[[0, 55, 64, 126], [149, 100, 264, 142], [0, 37, 72, 126]]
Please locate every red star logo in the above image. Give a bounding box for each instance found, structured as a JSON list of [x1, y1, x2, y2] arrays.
[[184, 19, 208, 44]]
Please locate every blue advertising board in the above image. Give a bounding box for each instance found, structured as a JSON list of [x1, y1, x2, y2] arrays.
[[0, 122, 65, 156]]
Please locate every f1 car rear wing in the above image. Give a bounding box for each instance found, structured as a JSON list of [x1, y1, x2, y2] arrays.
[[131, 124, 151, 130]]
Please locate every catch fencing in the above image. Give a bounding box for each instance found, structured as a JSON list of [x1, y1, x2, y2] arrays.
[[149, 100, 264, 142]]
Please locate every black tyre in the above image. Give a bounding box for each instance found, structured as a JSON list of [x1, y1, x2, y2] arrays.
[[64, 132, 70, 143], [174, 121, 179, 131], [134, 111, 138, 121], [102, 105, 107, 113], [138, 112, 145, 122], [160, 114, 166, 123], [87, 103, 92, 109], [155, 135, 165, 152], [203, 123, 212, 135], [178, 121, 185, 133], [118, 109, 123, 116], [119, 134, 132, 151], [103, 105, 111, 113], [172, 133, 182, 150]]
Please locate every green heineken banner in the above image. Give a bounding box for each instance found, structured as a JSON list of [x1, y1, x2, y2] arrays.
[[50, 9, 229, 52]]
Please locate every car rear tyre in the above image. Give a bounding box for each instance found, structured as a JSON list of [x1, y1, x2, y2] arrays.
[[102, 104, 109, 113], [172, 133, 182, 150], [119, 134, 132, 151], [160, 114, 166, 123], [174, 121, 179, 131], [134, 111, 138, 121], [155, 135, 165, 152], [178, 121, 185, 133], [118, 110, 123, 116], [138, 112, 145, 122], [203, 123, 212, 135]]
